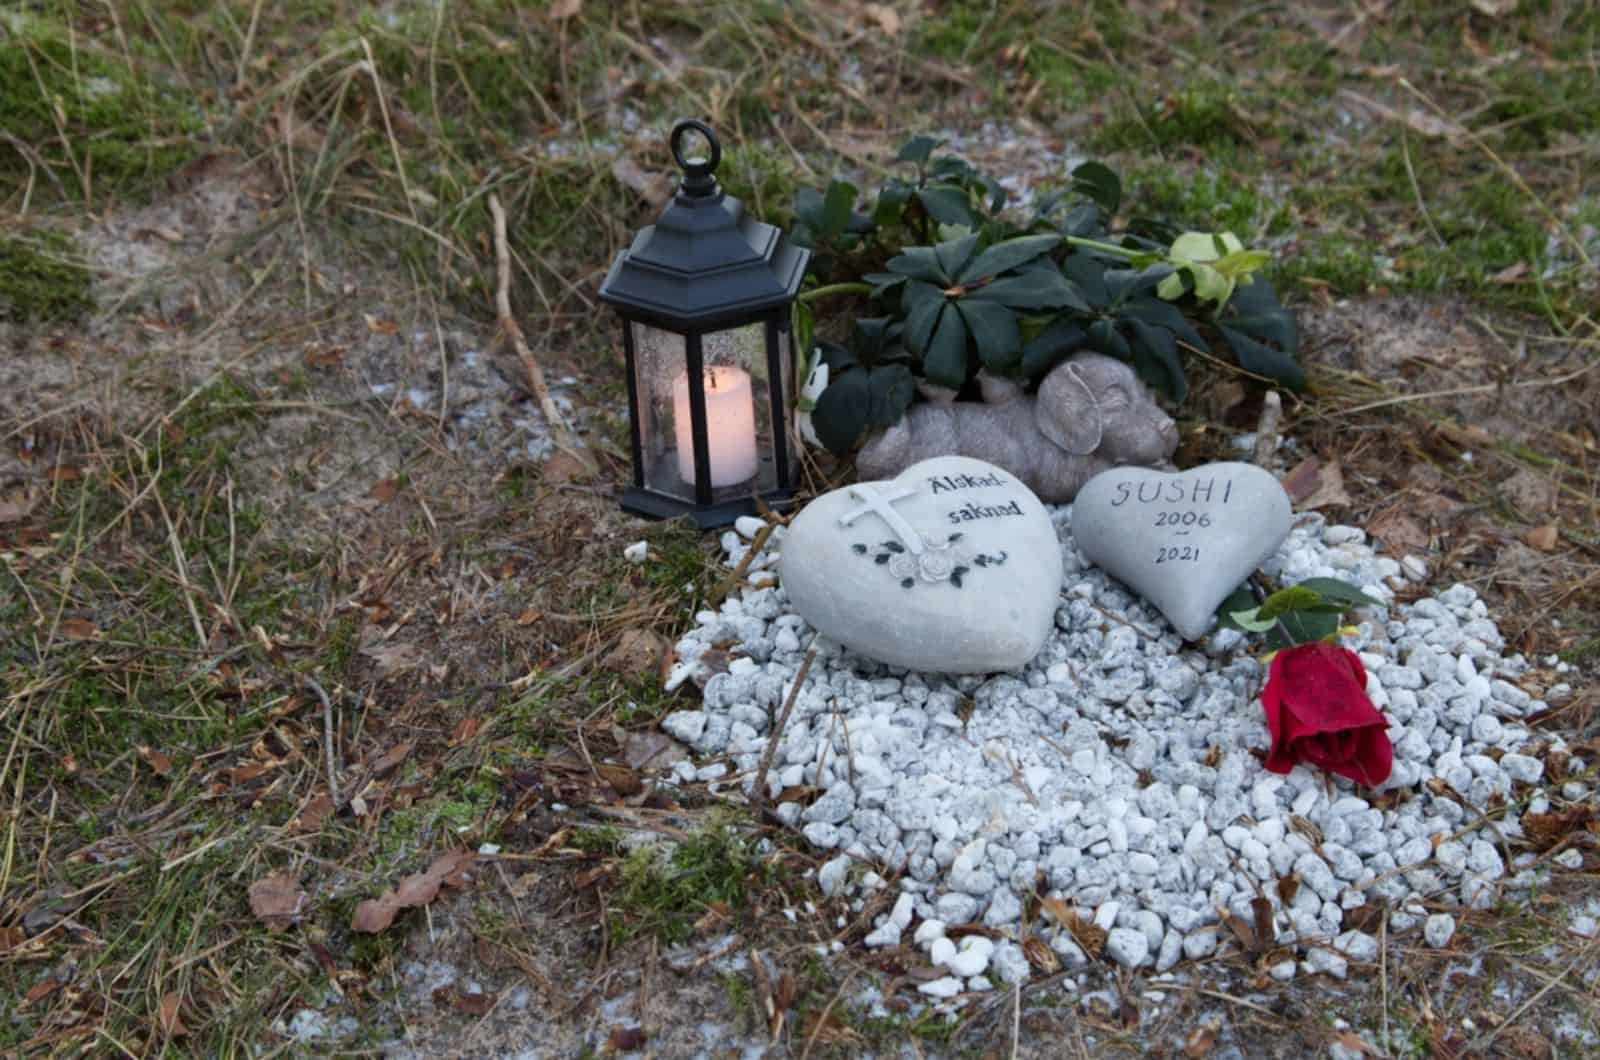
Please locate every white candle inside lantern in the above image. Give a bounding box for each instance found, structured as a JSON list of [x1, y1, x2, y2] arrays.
[[672, 365, 759, 487]]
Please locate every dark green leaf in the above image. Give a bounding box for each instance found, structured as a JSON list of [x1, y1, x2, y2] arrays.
[[811, 368, 872, 455], [816, 339, 856, 373], [1122, 295, 1208, 352], [1061, 254, 1110, 308], [851, 316, 898, 360], [1125, 318, 1187, 402], [795, 187, 824, 230], [867, 364, 916, 429], [1218, 278, 1303, 389], [916, 185, 976, 227], [863, 271, 907, 298], [1104, 266, 1168, 305], [874, 183, 912, 227], [1269, 609, 1341, 649], [965, 269, 1089, 312], [820, 179, 857, 239], [1292, 578, 1384, 610], [887, 246, 949, 284], [904, 286, 946, 355], [1259, 585, 1325, 620], [935, 233, 979, 279], [1213, 586, 1259, 632], [1086, 317, 1131, 360], [1216, 323, 1307, 390], [897, 135, 943, 165], [1059, 201, 1106, 238], [957, 301, 1022, 373], [1071, 160, 1122, 214], [928, 157, 973, 183], [957, 234, 1063, 285], [1020, 318, 1087, 377], [923, 307, 970, 388]]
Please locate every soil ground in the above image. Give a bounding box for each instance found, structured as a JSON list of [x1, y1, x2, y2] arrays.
[[1, 2, 1597, 1057]]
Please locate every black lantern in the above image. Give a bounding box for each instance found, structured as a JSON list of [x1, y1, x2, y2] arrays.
[[599, 119, 811, 528]]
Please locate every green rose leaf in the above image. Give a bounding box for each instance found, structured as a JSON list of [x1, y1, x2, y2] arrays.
[[916, 185, 977, 227], [810, 368, 872, 455], [957, 300, 1022, 373], [896, 135, 943, 165], [964, 268, 1088, 312], [1071, 160, 1122, 214], [957, 234, 1063, 285], [923, 307, 970, 387]]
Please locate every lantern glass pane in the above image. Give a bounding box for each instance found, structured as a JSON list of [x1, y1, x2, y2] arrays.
[[699, 321, 771, 494], [630, 322, 690, 501]]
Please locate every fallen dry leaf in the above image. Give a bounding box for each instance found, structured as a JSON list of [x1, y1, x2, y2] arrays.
[[449, 716, 482, 747], [541, 449, 594, 484], [1023, 935, 1060, 974], [515, 607, 543, 626], [368, 478, 399, 503], [157, 992, 189, 1037], [60, 617, 99, 641], [47, 464, 82, 482], [369, 740, 414, 778], [0, 486, 37, 524], [549, 0, 582, 18], [290, 794, 336, 835], [249, 871, 308, 932], [621, 728, 687, 771], [607, 1027, 647, 1052], [596, 763, 643, 797], [864, 2, 901, 34], [1367, 506, 1430, 556], [138, 745, 174, 777], [604, 628, 669, 679], [1299, 459, 1351, 511], [363, 313, 400, 335], [1041, 896, 1105, 957], [611, 156, 672, 209], [1525, 524, 1560, 551], [434, 985, 496, 1015], [361, 641, 422, 679], [1470, 0, 1518, 14], [1185, 1022, 1219, 1058], [1278, 456, 1322, 505], [1492, 261, 1531, 284], [351, 849, 476, 933]]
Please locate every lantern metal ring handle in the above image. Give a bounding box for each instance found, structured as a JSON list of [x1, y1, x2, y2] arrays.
[[670, 119, 721, 196]]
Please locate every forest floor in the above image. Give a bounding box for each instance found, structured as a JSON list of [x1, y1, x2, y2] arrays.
[[1, 1, 1598, 1056]]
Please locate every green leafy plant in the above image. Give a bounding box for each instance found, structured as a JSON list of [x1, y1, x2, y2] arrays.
[[793, 139, 1302, 454], [1216, 577, 1382, 650]]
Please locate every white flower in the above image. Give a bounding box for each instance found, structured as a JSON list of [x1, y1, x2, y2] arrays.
[[889, 554, 918, 581], [917, 552, 954, 581]]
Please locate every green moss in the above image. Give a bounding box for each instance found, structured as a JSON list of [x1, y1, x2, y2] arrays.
[[0, 230, 93, 321], [1124, 167, 1268, 236], [1272, 238, 1380, 296], [0, 11, 202, 200], [1095, 81, 1265, 153], [609, 823, 773, 945]]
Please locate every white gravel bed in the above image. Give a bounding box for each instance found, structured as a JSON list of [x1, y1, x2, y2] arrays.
[[659, 507, 1578, 989]]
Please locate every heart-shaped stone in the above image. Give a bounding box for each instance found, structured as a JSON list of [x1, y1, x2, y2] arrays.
[[779, 456, 1062, 673], [1071, 462, 1291, 641]]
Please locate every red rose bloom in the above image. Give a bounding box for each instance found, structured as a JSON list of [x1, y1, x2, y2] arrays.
[[1262, 642, 1393, 786]]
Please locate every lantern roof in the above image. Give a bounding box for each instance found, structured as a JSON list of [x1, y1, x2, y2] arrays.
[[599, 120, 810, 330]]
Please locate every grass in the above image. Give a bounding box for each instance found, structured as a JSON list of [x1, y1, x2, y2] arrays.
[[0, 0, 1597, 1054]]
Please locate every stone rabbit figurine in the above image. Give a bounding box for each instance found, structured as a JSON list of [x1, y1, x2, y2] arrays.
[[855, 353, 1179, 503]]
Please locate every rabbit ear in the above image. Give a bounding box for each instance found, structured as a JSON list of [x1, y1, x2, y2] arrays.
[[1036, 362, 1104, 456]]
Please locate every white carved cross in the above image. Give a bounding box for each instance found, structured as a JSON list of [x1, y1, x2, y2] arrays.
[[838, 482, 925, 555]]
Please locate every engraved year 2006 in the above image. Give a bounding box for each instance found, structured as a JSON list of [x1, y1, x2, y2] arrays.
[[1153, 510, 1212, 528], [1155, 545, 1201, 564]]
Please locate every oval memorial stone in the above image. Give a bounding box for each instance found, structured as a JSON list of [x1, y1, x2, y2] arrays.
[[779, 456, 1062, 673], [1071, 462, 1292, 641]]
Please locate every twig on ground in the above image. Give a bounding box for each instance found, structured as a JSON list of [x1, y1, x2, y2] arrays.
[[305, 677, 340, 805], [1251, 390, 1283, 467], [749, 643, 817, 813], [488, 192, 587, 463]]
